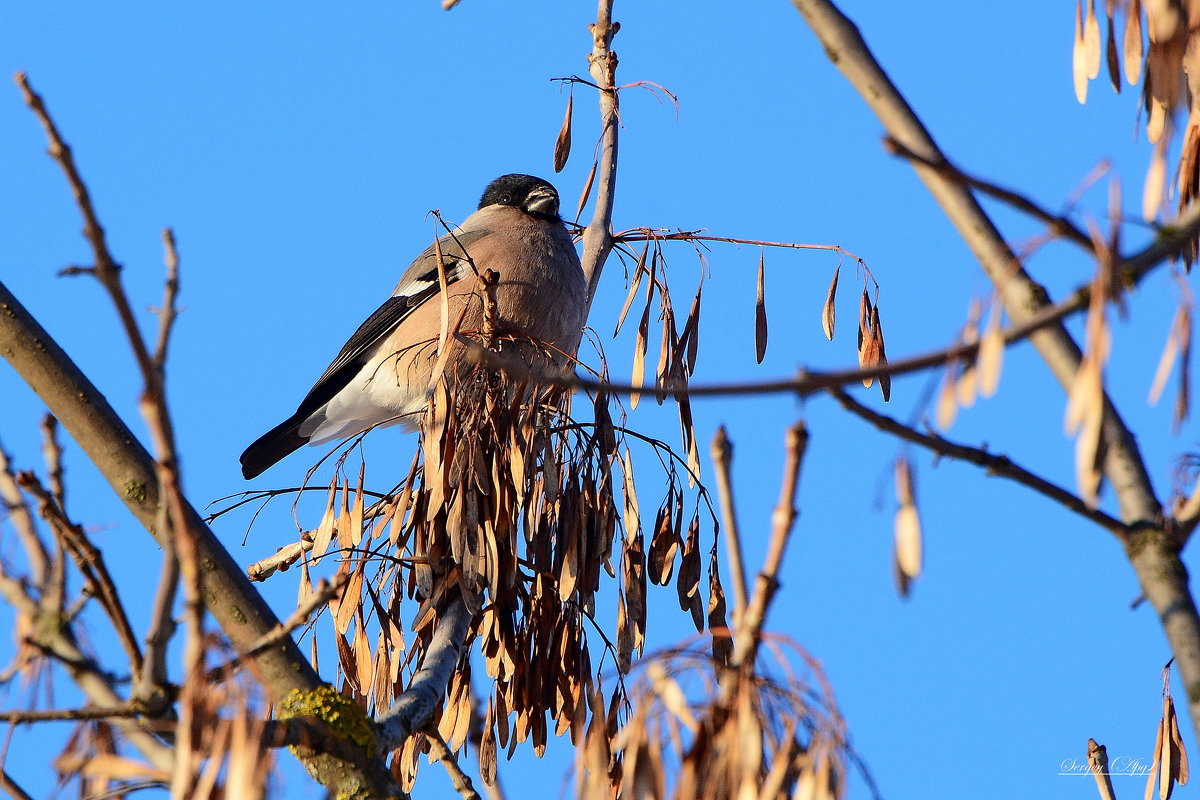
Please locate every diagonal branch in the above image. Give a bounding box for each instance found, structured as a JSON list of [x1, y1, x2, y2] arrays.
[[790, 0, 1200, 731], [376, 594, 473, 754], [882, 136, 1094, 251], [829, 387, 1131, 537], [6, 73, 401, 796]]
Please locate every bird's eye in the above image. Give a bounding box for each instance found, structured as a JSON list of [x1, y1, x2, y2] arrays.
[[499, 193, 513, 204]]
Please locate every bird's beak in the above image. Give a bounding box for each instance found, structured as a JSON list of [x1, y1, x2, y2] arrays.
[[525, 188, 559, 216]]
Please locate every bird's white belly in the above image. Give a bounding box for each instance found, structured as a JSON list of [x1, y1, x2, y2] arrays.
[[304, 350, 430, 445]]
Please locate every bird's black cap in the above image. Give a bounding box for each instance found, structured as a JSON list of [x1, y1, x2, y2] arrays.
[[479, 174, 561, 220]]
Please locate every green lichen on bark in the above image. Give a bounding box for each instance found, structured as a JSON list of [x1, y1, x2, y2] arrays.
[[280, 685, 376, 750], [123, 479, 147, 505]]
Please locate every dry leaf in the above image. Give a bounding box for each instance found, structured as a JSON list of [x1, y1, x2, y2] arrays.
[[936, 370, 958, 430], [873, 305, 891, 402], [1168, 695, 1189, 785], [895, 457, 914, 506], [822, 265, 839, 341], [978, 311, 1005, 397], [755, 251, 768, 363], [707, 551, 731, 666], [1065, 357, 1100, 435], [1084, 0, 1102, 79], [354, 622, 373, 696], [1149, 307, 1185, 404], [1126, 0, 1144, 85], [614, 244, 648, 337], [333, 562, 364, 636], [1075, 0, 1090, 103], [631, 297, 650, 410], [1145, 141, 1168, 221], [554, 93, 573, 173], [621, 448, 641, 543], [311, 481, 338, 563], [956, 364, 978, 408], [575, 161, 597, 224], [1106, 8, 1121, 92], [1074, 377, 1105, 508], [350, 466, 365, 547], [894, 506, 922, 585]]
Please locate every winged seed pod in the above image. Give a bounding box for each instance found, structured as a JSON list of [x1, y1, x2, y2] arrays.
[[574, 161, 596, 224], [821, 265, 839, 341], [1084, 0, 1102, 81], [755, 251, 768, 363], [553, 93, 573, 173], [1144, 140, 1168, 221], [1125, 0, 1143, 85], [893, 458, 922, 597], [1148, 306, 1186, 405], [1074, 0, 1090, 103], [1105, 5, 1121, 93], [977, 309, 1005, 398]]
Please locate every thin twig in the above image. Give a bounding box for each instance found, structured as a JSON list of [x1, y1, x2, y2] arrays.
[[213, 574, 349, 678], [732, 423, 809, 671], [710, 427, 748, 622], [39, 415, 66, 513], [616, 228, 869, 271], [829, 386, 1131, 537], [10, 75, 399, 795], [883, 136, 1094, 251], [0, 441, 48, 589], [17, 472, 144, 675], [0, 702, 145, 724], [0, 770, 35, 800], [425, 727, 483, 800]]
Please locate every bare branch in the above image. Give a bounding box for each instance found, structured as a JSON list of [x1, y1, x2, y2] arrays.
[[215, 574, 349, 678], [0, 702, 146, 724], [17, 472, 144, 675], [710, 427, 748, 623], [425, 727, 483, 800], [0, 440, 48, 588], [731, 422, 809, 671], [830, 387, 1130, 536], [376, 594, 473, 754], [789, 0, 1200, 728], [7, 75, 400, 795], [883, 136, 1094, 251], [0, 770, 35, 800], [152, 228, 181, 369], [580, 0, 619, 310]]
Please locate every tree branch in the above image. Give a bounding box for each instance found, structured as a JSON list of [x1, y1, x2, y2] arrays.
[[376, 594, 473, 754], [425, 727, 483, 800], [829, 387, 1131, 537], [710, 427, 749, 623], [580, 0, 619, 310], [790, 0, 1200, 729], [6, 73, 401, 797], [731, 422, 809, 671]]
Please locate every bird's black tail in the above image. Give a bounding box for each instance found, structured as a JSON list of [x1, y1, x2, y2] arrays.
[[240, 415, 309, 479]]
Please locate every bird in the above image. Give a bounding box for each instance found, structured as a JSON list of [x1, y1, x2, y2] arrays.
[[239, 174, 587, 480]]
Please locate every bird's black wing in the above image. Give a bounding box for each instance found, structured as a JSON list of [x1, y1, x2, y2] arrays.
[[291, 227, 489, 419], [240, 228, 487, 479]]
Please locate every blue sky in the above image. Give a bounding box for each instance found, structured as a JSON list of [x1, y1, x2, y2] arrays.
[[0, 2, 1188, 798]]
